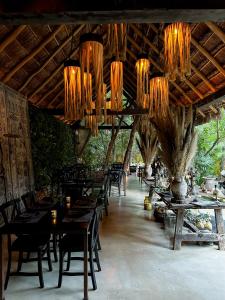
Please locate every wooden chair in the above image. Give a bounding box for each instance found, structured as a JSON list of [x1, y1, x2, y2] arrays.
[[0, 199, 52, 290], [57, 208, 101, 289], [109, 169, 124, 196]]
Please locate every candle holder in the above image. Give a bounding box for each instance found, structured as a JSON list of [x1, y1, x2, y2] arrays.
[[66, 196, 71, 209], [51, 209, 57, 224]]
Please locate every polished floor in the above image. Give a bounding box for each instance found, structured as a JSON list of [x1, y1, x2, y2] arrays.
[[5, 175, 225, 300]]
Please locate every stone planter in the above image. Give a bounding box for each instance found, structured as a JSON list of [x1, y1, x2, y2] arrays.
[[171, 176, 188, 203]]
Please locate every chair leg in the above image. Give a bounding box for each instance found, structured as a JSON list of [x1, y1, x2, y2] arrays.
[[17, 250, 23, 272], [52, 234, 58, 262], [46, 242, 52, 271], [26, 251, 30, 262], [104, 197, 108, 216], [58, 250, 64, 288], [66, 251, 71, 271], [94, 247, 101, 272], [118, 183, 121, 196], [4, 250, 12, 290], [37, 249, 44, 288], [97, 235, 101, 251], [89, 250, 97, 290]]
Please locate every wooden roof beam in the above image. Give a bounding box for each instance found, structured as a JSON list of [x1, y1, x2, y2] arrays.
[[148, 23, 216, 93], [3, 25, 64, 84], [0, 25, 26, 53], [209, 104, 218, 114], [191, 37, 225, 77], [19, 24, 85, 93], [205, 21, 225, 44]]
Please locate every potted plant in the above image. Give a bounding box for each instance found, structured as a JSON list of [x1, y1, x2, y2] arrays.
[[152, 106, 198, 203]]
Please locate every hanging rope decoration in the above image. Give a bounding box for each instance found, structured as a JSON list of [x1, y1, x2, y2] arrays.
[[110, 61, 123, 111], [149, 76, 169, 118], [64, 59, 82, 121], [135, 55, 150, 109], [80, 33, 104, 117], [85, 115, 98, 136], [164, 22, 191, 81], [107, 24, 127, 61], [83, 72, 92, 115]]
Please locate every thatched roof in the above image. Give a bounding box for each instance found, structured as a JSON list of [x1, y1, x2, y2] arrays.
[[0, 21, 225, 124]]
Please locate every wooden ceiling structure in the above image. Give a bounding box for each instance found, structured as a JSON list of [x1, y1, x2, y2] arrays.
[[0, 2, 225, 125]]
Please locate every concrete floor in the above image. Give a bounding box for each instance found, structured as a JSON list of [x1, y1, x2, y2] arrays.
[[5, 175, 225, 300]]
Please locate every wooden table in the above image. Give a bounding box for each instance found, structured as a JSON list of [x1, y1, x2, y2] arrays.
[[0, 202, 95, 300], [156, 192, 225, 250]]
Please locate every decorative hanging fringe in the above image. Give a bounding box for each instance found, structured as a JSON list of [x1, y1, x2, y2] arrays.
[[64, 60, 82, 121], [107, 24, 127, 61], [85, 115, 98, 136], [149, 77, 169, 118], [136, 57, 150, 109], [164, 22, 191, 81], [83, 72, 92, 114], [80, 33, 104, 118], [110, 61, 123, 111]]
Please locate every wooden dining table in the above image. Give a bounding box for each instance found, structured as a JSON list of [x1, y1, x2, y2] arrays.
[[0, 197, 96, 300]]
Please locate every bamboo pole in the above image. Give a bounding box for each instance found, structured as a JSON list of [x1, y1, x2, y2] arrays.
[[191, 37, 225, 77], [205, 21, 225, 44], [3, 25, 64, 83], [0, 25, 26, 53]]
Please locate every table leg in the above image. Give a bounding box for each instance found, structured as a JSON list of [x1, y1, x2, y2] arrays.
[[173, 209, 185, 250], [83, 230, 88, 300], [215, 208, 225, 250], [0, 235, 5, 300]]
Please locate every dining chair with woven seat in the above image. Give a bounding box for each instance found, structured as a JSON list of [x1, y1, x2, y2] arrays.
[[57, 208, 101, 290], [0, 199, 52, 290]]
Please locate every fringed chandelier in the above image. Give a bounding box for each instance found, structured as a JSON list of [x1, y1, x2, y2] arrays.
[[64, 59, 82, 121], [83, 72, 92, 115], [85, 114, 98, 137], [164, 22, 191, 81], [135, 54, 150, 109], [110, 60, 123, 111], [107, 24, 127, 61], [149, 76, 169, 118], [80, 33, 104, 117]]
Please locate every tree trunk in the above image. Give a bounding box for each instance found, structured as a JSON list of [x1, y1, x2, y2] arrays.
[[123, 116, 140, 173], [104, 117, 124, 168]]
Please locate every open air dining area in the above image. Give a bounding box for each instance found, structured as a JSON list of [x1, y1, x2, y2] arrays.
[[1, 2, 225, 300]]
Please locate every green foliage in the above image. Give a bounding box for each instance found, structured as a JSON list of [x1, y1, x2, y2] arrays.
[[29, 107, 75, 190], [194, 109, 225, 184]]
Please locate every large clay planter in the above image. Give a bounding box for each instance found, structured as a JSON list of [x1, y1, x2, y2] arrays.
[[144, 164, 152, 179], [171, 176, 188, 203]]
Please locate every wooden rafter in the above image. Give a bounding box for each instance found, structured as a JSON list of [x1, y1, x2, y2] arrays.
[[148, 23, 215, 93], [132, 24, 204, 100], [191, 37, 225, 77], [19, 24, 85, 92], [205, 21, 225, 44], [0, 25, 26, 53], [2, 25, 64, 83]]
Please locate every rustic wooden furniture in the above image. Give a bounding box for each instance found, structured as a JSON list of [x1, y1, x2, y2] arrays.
[[157, 192, 225, 250], [0, 198, 95, 300]]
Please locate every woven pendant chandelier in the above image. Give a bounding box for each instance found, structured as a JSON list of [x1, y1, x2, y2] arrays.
[[110, 60, 123, 111], [80, 33, 104, 117], [149, 76, 169, 118], [135, 54, 150, 109], [83, 72, 92, 115], [164, 22, 191, 81], [107, 24, 127, 61], [85, 114, 98, 136], [64, 59, 82, 121]]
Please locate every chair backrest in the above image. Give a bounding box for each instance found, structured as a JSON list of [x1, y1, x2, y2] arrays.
[[14, 197, 27, 215], [109, 170, 123, 185], [90, 207, 101, 250], [0, 199, 17, 227], [21, 191, 36, 210]]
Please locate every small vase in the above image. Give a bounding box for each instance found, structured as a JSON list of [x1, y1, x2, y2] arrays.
[[171, 176, 188, 203]]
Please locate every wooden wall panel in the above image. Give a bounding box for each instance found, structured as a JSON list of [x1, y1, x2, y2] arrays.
[[0, 83, 34, 204]]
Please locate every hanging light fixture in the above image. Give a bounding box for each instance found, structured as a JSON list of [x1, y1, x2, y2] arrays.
[[135, 53, 150, 109], [149, 76, 169, 118], [85, 114, 98, 137], [64, 59, 82, 121], [80, 33, 104, 117], [110, 59, 123, 112], [164, 22, 191, 81], [83, 72, 92, 115], [107, 24, 127, 61]]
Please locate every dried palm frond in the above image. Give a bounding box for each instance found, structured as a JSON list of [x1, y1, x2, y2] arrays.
[[152, 105, 197, 178], [137, 116, 158, 166]]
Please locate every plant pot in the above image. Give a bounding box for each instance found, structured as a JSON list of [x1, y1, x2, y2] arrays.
[[144, 164, 152, 179], [171, 176, 187, 203]]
